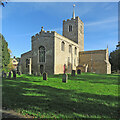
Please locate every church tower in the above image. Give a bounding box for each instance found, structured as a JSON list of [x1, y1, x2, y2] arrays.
[[63, 4, 84, 51]]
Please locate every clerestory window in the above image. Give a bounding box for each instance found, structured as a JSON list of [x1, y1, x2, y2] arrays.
[[61, 41, 65, 51]]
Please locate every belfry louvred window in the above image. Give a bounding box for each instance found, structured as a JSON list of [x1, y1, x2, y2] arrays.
[[69, 25, 72, 32]]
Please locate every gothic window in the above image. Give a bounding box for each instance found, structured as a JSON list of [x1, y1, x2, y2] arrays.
[[75, 47, 77, 55], [39, 46, 45, 62], [80, 25, 82, 33], [74, 58, 76, 66], [69, 25, 72, 32], [26, 59, 29, 68], [68, 57, 70, 65], [61, 41, 65, 51], [68, 57, 70, 67], [69, 45, 72, 53], [26, 59, 30, 72]]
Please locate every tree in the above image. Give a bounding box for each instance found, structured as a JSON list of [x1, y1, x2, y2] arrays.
[[109, 49, 120, 72], [7, 58, 14, 71], [0, 34, 10, 72]]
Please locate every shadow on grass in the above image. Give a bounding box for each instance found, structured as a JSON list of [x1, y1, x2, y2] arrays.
[[68, 74, 118, 85], [2, 76, 118, 118]]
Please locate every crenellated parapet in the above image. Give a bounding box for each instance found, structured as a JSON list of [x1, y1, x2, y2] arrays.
[[63, 16, 83, 23], [31, 29, 56, 41]]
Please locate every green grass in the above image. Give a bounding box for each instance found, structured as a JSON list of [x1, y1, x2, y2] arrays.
[[2, 73, 119, 118]]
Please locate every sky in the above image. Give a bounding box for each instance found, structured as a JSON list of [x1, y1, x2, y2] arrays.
[[1, 2, 118, 57]]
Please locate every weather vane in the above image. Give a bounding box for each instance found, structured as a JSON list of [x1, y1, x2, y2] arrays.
[[73, 4, 75, 19], [73, 4, 75, 7]]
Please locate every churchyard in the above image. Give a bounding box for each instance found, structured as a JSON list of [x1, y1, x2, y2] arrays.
[[2, 73, 118, 118]]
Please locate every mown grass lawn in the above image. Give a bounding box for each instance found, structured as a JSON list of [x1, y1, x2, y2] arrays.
[[2, 73, 119, 118]]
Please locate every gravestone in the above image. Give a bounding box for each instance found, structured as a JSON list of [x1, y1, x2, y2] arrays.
[[71, 70, 75, 76], [4, 73, 6, 78], [34, 72, 37, 76], [18, 72, 20, 75], [37, 72, 40, 76], [43, 72, 47, 80], [13, 70, 16, 79], [62, 74, 68, 83], [2, 71, 4, 78], [77, 69, 81, 74], [8, 72, 11, 79]]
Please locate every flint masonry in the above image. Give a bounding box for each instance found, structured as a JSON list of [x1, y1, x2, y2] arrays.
[[21, 5, 111, 75]]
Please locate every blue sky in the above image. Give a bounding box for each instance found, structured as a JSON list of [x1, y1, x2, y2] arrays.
[[1, 2, 118, 57]]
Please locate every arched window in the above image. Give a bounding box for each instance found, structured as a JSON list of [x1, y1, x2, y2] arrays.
[[75, 47, 77, 55], [74, 58, 76, 66], [69, 25, 72, 32], [80, 25, 82, 33], [39, 46, 45, 62], [69, 45, 72, 53], [61, 41, 65, 51]]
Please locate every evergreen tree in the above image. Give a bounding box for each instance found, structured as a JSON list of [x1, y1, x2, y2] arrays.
[[0, 34, 10, 72], [109, 49, 120, 72]]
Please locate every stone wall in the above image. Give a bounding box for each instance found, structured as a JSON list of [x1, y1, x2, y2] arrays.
[[21, 51, 32, 74], [31, 31, 55, 75], [54, 32, 79, 74], [79, 49, 111, 74], [63, 16, 84, 51]]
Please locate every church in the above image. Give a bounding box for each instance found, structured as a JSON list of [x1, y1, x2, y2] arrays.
[[20, 6, 111, 75]]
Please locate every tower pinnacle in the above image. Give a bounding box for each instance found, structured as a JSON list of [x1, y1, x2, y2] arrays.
[[72, 4, 75, 19]]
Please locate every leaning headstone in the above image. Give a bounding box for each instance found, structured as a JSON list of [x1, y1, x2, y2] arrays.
[[62, 74, 68, 83], [18, 72, 21, 75], [35, 72, 37, 76], [13, 71, 16, 79], [43, 72, 47, 80], [34, 72, 37, 76], [4, 73, 6, 78], [71, 70, 75, 76], [77, 69, 81, 74], [8, 72, 11, 79], [37, 72, 40, 76], [2, 71, 4, 78]]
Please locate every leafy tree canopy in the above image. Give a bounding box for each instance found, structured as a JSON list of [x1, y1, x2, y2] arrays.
[[0, 33, 10, 72], [109, 49, 120, 72]]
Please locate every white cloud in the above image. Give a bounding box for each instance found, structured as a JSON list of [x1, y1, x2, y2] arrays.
[[85, 17, 117, 27]]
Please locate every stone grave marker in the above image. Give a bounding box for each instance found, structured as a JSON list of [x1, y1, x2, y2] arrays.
[[8, 72, 11, 79], [18, 72, 21, 75], [34, 72, 37, 76], [77, 69, 81, 74], [4, 73, 6, 78], [13, 70, 16, 79], [37, 72, 40, 76], [43, 72, 47, 80], [71, 70, 75, 76], [2, 71, 4, 78], [62, 74, 68, 83]]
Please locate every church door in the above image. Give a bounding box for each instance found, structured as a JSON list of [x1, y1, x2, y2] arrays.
[[40, 65, 44, 74]]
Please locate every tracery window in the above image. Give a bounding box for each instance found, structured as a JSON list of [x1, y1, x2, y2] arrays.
[[39, 46, 45, 62]]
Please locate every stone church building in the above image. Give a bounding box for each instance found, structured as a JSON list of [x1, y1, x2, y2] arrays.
[[21, 7, 111, 75]]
